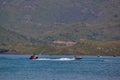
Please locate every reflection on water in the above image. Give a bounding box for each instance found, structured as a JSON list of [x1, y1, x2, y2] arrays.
[[0, 54, 120, 80]]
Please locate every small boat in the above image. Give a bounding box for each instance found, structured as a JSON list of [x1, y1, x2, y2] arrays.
[[74, 55, 82, 60], [29, 54, 38, 60], [97, 55, 102, 57], [113, 55, 116, 57]]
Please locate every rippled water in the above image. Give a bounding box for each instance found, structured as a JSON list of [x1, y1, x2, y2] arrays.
[[0, 54, 120, 80]]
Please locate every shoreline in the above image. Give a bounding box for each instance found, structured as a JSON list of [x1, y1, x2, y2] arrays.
[[0, 53, 119, 57]]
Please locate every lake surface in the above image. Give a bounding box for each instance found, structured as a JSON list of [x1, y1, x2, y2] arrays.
[[0, 54, 120, 80]]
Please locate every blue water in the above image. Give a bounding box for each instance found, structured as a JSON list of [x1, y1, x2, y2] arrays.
[[0, 54, 120, 80]]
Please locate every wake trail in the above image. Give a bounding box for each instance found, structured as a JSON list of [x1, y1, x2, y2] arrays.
[[35, 58, 75, 61]]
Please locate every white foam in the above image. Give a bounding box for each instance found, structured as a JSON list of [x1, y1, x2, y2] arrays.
[[35, 58, 75, 61]]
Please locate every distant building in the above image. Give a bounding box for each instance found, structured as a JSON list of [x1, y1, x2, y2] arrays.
[[53, 40, 76, 46], [80, 39, 87, 41]]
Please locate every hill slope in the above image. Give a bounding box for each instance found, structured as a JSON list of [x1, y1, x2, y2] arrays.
[[4, 19, 120, 42], [70, 40, 120, 56], [1, 40, 120, 56], [0, 0, 120, 42], [0, 26, 33, 44], [0, 0, 120, 24]]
